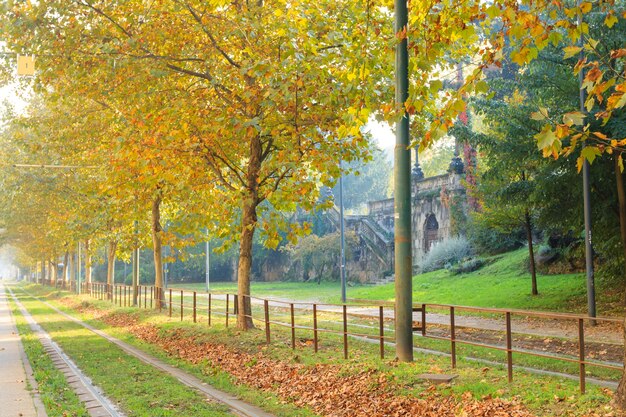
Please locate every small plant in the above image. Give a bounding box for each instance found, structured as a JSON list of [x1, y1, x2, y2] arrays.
[[420, 236, 472, 272], [449, 257, 485, 275]]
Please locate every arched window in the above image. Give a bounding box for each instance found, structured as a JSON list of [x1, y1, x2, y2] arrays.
[[424, 214, 439, 252]]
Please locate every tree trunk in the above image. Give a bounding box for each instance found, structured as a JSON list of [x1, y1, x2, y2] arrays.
[[524, 209, 538, 295], [237, 134, 262, 330], [107, 241, 117, 299], [41, 258, 46, 285], [69, 251, 76, 290], [85, 240, 92, 286], [613, 155, 626, 409], [62, 251, 69, 286], [237, 200, 256, 329], [49, 259, 56, 285], [151, 193, 165, 309]]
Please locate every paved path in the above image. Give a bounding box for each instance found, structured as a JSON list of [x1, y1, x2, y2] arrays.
[[0, 282, 46, 417]]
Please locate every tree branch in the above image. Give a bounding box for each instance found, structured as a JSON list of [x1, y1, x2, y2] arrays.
[[178, 1, 242, 69]]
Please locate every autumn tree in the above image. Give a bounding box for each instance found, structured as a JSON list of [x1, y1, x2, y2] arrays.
[[2, 0, 400, 328]]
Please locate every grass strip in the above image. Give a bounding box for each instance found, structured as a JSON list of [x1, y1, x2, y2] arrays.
[[8, 295, 90, 417], [12, 288, 235, 417]]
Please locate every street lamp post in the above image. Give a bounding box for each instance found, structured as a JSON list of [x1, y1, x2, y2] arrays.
[[163, 245, 168, 289], [394, 0, 414, 362], [132, 247, 140, 306], [205, 231, 210, 292], [339, 161, 347, 304], [77, 242, 81, 294], [578, 10, 596, 322]]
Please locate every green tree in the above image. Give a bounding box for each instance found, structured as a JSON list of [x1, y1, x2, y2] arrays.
[[331, 148, 391, 213]]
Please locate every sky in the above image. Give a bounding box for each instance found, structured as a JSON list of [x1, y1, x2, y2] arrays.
[[366, 119, 395, 157]]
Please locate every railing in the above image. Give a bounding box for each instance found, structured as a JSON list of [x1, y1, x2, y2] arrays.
[[51, 282, 623, 394], [422, 303, 622, 394]]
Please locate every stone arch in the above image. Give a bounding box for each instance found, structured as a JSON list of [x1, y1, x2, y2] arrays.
[[423, 213, 439, 253]]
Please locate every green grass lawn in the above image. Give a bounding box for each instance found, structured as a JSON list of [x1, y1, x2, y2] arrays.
[[348, 249, 592, 312], [174, 280, 345, 302], [174, 249, 607, 314]]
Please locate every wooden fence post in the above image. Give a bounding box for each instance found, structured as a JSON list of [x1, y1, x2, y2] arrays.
[[313, 304, 318, 353], [379, 306, 385, 359], [450, 306, 456, 368], [343, 305, 348, 359], [264, 300, 270, 344], [193, 291, 197, 323], [208, 293, 212, 326], [226, 294, 229, 328], [506, 312, 513, 382], [579, 318, 586, 394], [290, 303, 296, 350]]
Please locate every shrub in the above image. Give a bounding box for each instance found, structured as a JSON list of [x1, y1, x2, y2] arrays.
[[420, 236, 472, 272], [449, 257, 485, 275], [466, 219, 523, 254]]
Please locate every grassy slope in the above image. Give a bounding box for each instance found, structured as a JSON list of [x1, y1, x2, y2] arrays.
[[349, 249, 590, 312], [177, 249, 599, 313]]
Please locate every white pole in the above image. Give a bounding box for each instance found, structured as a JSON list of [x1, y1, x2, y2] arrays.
[[77, 242, 81, 294], [205, 240, 210, 292]]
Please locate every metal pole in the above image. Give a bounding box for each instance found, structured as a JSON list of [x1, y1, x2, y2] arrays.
[[132, 248, 139, 306], [339, 163, 347, 303], [506, 312, 513, 382], [77, 243, 81, 295], [205, 237, 210, 292], [163, 246, 168, 289], [132, 220, 139, 306], [582, 162, 595, 318], [394, 0, 413, 362], [578, 8, 595, 322]]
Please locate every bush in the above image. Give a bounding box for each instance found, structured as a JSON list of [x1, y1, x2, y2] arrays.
[[449, 257, 485, 275], [466, 219, 523, 255], [420, 236, 472, 272]]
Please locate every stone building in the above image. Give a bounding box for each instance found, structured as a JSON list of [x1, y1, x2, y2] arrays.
[[341, 163, 465, 282]]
